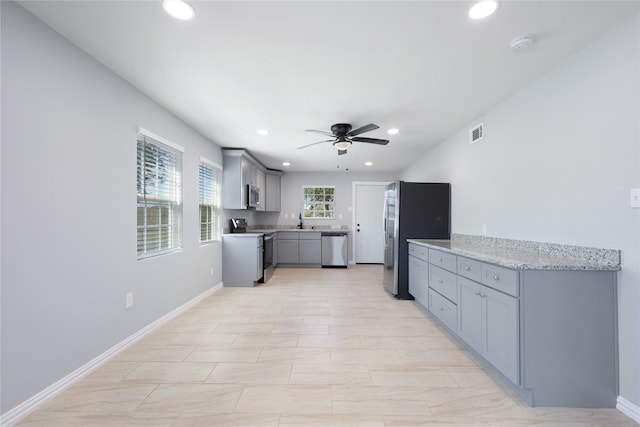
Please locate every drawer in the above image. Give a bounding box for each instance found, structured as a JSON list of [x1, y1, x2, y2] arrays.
[[278, 232, 299, 240], [408, 243, 428, 261], [482, 263, 519, 297], [457, 257, 482, 283], [299, 232, 321, 240], [429, 249, 457, 273], [429, 264, 457, 303], [428, 288, 457, 333]]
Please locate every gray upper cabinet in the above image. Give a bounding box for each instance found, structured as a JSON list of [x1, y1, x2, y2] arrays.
[[222, 150, 248, 210], [265, 172, 282, 212], [222, 149, 281, 211]]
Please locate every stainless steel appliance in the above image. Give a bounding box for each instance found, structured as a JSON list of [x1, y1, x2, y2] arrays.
[[321, 232, 348, 268], [383, 181, 450, 299], [247, 184, 260, 209], [259, 232, 275, 283]]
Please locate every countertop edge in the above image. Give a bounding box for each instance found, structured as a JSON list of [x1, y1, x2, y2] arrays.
[[407, 238, 621, 271]]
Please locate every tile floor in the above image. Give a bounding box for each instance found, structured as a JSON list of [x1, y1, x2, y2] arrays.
[[18, 265, 638, 426]]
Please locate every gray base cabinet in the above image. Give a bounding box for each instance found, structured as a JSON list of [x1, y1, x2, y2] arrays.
[[407, 242, 618, 408], [276, 231, 321, 266], [277, 239, 299, 264], [458, 275, 519, 384], [408, 254, 428, 308]]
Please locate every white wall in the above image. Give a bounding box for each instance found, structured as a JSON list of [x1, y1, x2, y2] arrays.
[[1, 2, 223, 414], [266, 171, 396, 229], [401, 12, 640, 408]]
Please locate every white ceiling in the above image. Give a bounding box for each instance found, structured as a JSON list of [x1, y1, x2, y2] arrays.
[[19, 1, 639, 172]]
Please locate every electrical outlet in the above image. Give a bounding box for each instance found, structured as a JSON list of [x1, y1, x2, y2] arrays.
[[126, 292, 133, 308], [631, 188, 640, 208], [284, 213, 289, 219], [210, 267, 214, 276]]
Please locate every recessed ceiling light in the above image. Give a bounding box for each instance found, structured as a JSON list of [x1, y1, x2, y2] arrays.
[[387, 128, 399, 135], [162, 0, 195, 20], [257, 129, 269, 135], [282, 162, 290, 166], [468, 0, 499, 20], [365, 162, 373, 166]]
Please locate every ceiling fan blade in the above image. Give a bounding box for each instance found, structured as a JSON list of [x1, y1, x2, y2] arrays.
[[347, 123, 379, 137], [338, 149, 347, 156], [297, 139, 335, 149], [351, 136, 389, 145], [305, 129, 335, 137]]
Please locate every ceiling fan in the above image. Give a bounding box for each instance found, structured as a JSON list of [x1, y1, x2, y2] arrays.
[[297, 123, 390, 155]]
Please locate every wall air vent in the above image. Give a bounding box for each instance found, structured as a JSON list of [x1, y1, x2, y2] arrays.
[[469, 122, 484, 145]]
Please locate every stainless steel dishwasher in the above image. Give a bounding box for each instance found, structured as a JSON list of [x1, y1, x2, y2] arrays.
[[321, 232, 348, 268]]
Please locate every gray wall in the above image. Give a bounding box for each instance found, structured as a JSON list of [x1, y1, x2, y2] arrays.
[[401, 12, 640, 408], [261, 171, 396, 229], [256, 171, 395, 263], [1, 2, 223, 413]]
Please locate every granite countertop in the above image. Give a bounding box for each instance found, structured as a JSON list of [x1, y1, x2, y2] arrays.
[[407, 234, 621, 271]]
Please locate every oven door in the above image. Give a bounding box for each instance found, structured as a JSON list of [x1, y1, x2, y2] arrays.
[[260, 233, 274, 283]]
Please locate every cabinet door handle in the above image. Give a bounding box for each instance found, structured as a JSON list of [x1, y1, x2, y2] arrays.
[[475, 291, 481, 296], [464, 266, 470, 271], [439, 257, 443, 262], [493, 275, 500, 281]]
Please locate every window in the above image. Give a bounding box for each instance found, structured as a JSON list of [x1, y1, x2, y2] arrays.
[[303, 186, 335, 219], [199, 158, 222, 243], [136, 131, 183, 258]]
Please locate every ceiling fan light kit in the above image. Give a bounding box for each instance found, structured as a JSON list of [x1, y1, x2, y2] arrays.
[[299, 123, 390, 156]]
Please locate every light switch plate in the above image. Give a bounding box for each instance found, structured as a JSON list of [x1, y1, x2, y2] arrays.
[[631, 188, 640, 208]]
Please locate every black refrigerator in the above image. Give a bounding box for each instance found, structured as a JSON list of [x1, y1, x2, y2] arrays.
[[383, 181, 450, 299]]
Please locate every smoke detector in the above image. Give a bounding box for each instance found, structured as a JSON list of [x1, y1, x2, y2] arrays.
[[510, 35, 535, 52]]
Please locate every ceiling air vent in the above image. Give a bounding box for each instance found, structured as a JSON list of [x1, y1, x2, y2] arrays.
[[469, 122, 484, 145]]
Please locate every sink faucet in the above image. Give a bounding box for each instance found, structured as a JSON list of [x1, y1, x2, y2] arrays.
[[298, 213, 303, 229]]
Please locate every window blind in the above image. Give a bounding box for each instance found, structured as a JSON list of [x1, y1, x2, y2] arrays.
[[137, 133, 183, 257], [199, 158, 222, 243]]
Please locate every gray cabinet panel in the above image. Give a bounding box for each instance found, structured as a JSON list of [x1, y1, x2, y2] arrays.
[[521, 270, 617, 407], [483, 286, 519, 384], [299, 239, 321, 264], [428, 289, 457, 332], [429, 248, 457, 273], [277, 240, 299, 264], [409, 255, 429, 308], [457, 276, 483, 354], [458, 275, 519, 384], [265, 173, 281, 212], [458, 256, 482, 282], [429, 264, 457, 303]]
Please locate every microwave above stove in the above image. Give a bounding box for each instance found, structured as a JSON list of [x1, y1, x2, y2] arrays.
[[247, 184, 260, 209]]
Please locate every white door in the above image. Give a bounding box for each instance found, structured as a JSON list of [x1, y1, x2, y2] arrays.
[[354, 183, 386, 263]]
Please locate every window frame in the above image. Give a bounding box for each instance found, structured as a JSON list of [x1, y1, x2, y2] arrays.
[[302, 185, 336, 219], [199, 157, 223, 244], [136, 129, 184, 259]]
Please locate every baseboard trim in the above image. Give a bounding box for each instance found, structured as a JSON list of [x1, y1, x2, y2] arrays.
[[0, 282, 223, 427], [617, 395, 640, 423]]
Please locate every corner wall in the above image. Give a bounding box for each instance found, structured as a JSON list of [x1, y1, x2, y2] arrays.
[[1, 2, 223, 414], [401, 12, 640, 411]]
